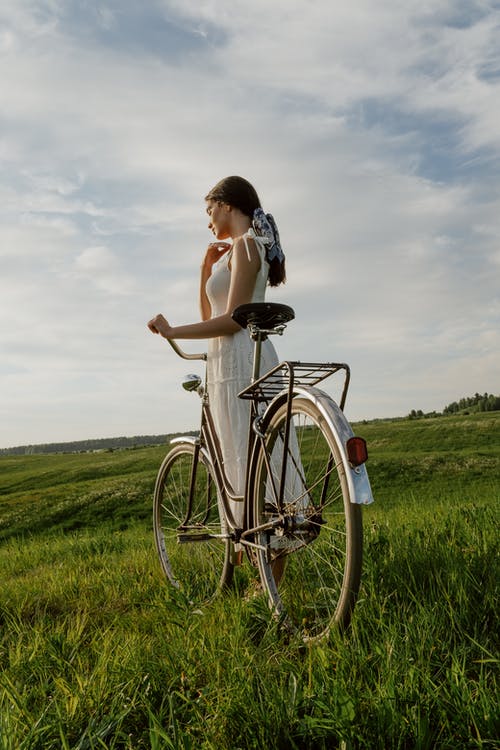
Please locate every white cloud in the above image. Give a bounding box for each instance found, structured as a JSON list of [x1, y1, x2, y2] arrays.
[[0, 0, 499, 446], [72, 245, 136, 295]]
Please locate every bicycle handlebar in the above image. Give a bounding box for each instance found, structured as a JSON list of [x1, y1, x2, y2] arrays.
[[167, 338, 207, 362]]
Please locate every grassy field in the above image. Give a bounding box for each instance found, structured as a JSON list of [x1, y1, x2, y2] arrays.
[[0, 412, 498, 748]]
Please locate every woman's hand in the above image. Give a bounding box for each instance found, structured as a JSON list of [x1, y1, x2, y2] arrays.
[[202, 241, 231, 270], [147, 313, 173, 338]]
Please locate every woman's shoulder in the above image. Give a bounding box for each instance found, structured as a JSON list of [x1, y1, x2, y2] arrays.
[[231, 234, 260, 262], [238, 231, 270, 262]]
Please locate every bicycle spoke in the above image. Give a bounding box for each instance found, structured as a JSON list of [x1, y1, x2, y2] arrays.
[[252, 396, 363, 640], [153, 444, 233, 604]]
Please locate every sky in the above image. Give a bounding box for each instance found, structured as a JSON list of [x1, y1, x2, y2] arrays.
[[1, 0, 499, 448]]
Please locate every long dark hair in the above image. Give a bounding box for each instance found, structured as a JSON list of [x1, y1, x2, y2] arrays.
[[205, 176, 286, 287]]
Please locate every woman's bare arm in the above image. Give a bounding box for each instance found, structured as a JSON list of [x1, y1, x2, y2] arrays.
[[149, 237, 260, 340], [199, 241, 231, 321]]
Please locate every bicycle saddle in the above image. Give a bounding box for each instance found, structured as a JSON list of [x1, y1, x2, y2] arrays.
[[232, 302, 295, 331]]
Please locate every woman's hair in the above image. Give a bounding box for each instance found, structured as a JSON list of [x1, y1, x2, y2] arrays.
[[205, 175, 286, 286]]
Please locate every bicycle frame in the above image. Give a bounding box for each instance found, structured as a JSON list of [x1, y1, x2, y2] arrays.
[[166, 338, 254, 537], [165, 332, 370, 551], [166, 334, 275, 541], [155, 305, 372, 636]]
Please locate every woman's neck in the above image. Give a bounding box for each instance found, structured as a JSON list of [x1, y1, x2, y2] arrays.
[[229, 208, 252, 239]]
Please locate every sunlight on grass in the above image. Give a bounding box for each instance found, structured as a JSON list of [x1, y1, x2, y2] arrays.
[[1, 415, 499, 748]]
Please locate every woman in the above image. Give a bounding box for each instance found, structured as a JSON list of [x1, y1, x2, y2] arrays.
[[148, 176, 286, 525]]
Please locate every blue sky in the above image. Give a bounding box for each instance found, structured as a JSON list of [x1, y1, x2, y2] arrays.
[[1, 0, 499, 447]]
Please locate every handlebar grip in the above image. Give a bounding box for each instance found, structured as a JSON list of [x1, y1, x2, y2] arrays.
[[167, 338, 207, 361]]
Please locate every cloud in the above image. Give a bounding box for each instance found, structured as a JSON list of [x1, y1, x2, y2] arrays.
[[72, 245, 136, 295], [0, 0, 499, 446]]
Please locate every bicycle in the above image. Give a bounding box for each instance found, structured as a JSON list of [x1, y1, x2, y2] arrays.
[[153, 302, 374, 641]]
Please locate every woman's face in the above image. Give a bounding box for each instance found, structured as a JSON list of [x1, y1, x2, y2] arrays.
[[206, 200, 231, 240]]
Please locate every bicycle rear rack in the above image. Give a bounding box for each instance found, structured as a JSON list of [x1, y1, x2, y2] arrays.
[[237, 361, 351, 411]]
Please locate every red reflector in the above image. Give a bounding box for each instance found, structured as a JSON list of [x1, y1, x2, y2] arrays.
[[346, 437, 368, 466]]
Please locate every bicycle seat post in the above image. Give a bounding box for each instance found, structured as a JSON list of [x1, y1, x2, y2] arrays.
[[251, 330, 264, 383]]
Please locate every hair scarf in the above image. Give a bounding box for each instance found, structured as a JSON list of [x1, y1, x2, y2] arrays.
[[252, 208, 285, 264]]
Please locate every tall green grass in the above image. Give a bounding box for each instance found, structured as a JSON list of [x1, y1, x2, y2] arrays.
[[1, 413, 498, 748]]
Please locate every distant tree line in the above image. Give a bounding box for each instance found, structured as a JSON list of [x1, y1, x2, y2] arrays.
[[443, 392, 500, 415], [3, 391, 499, 453], [408, 409, 439, 420], [408, 392, 500, 420], [0, 433, 197, 456]]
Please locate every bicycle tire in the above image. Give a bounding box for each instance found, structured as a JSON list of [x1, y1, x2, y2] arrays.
[[250, 394, 363, 640], [153, 442, 233, 604]]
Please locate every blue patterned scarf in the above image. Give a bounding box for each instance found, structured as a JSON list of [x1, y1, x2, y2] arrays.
[[252, 207, 285, 264]]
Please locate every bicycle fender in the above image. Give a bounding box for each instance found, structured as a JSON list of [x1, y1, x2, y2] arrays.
[[290, 386, 374, 506], [169, 436, 213, 467], [170, 435, 199, 447]]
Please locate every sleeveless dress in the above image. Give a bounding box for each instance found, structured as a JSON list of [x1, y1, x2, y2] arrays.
[[205, 230, 279, 525]]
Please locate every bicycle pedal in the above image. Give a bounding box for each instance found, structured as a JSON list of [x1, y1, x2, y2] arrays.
[[177, 532, 212, 543]]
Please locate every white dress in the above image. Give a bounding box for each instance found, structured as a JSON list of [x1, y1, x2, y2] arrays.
[[205, 230, 279, 525]]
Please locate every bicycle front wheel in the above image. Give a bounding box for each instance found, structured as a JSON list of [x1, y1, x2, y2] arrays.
[[153, 442, 233, 604], [250, 395, 362, 640]]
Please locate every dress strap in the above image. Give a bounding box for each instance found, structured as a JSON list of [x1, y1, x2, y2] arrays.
[[242, 228, 269, 272]]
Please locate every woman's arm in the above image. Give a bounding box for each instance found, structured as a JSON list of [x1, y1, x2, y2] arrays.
[[199, 264, 212, 322], [148, 237, 260, 340], [199, 241, 231, 321]]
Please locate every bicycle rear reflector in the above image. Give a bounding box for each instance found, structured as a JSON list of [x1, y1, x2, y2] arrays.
[[346, 437, 368, 466]]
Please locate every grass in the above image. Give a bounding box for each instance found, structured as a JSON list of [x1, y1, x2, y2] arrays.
[[0, 413, 499, 748]]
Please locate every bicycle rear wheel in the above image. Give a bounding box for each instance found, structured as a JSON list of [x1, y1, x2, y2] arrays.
[[153, 442, 233, 604], [250, 395, 362, 640]]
